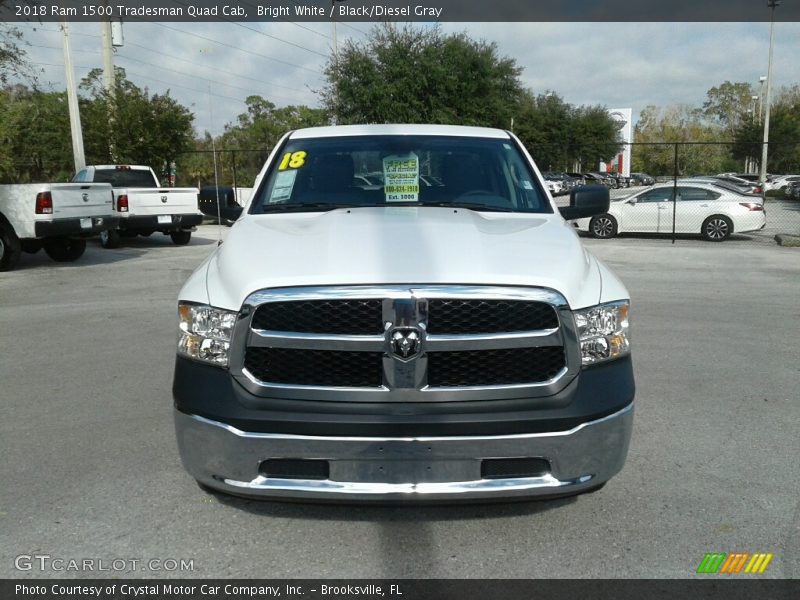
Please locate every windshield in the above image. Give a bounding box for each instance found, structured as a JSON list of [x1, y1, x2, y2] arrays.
[[251, 135, 551, 214], [92, 168, 158, 188]]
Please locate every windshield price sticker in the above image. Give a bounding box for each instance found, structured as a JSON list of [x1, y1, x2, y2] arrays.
[[270, 169, 297, 202], [383, 153, 420, 202]]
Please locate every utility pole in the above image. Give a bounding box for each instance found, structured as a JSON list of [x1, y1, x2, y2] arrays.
[[759, 0, 780, 188], [100, 3, 117, 161], [61, 19, 85, 172], [101, 18, 114, 94], [331, 17, 338, 125]]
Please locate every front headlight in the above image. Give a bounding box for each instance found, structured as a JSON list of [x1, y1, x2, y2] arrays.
[[573, 301, 630, 365], [177, 302, 238, 367]]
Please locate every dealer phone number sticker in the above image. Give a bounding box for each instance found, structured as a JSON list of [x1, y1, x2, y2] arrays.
[[383, 153, 420, 202]]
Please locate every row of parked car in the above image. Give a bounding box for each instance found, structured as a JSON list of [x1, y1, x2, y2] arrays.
[[543, 171, 655, 195]]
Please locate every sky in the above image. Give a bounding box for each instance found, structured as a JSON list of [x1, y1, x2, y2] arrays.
[[11, 20, 800, 137]]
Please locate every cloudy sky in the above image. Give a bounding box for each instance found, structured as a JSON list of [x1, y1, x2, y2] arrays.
[[13, 20, 800, 136]]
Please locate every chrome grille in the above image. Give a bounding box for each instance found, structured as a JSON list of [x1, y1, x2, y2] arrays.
[[231, 285, 579, 402]]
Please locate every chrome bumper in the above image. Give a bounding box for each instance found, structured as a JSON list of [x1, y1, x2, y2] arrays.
[[174, 404, 633, 502]]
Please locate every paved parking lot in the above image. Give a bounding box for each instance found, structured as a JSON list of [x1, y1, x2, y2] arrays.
[[1, 226, 798, 578]]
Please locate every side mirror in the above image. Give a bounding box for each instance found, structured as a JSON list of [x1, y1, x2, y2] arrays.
[[559, 185, 610, 220], [220, 205, 244, 221], [626, 197, 637, 204]]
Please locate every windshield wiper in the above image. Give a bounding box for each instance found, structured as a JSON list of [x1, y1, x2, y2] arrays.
[[261, 203, 362, 213], [419, 201, 515, 213]]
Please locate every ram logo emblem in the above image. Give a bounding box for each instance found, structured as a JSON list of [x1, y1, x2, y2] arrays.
[[390, 328, 421, 360]]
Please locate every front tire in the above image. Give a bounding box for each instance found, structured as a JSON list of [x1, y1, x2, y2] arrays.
[[99, 229, 121, 249], [170, 230, 191, 245], [43, 237, 87, 262], [0, 222, 22, 271], [589, 214, 618, 239], [701, 215, 732, 242]]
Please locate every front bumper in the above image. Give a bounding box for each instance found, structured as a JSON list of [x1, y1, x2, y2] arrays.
[[34, 216, 120, 237], [174, 403, 633, 502]]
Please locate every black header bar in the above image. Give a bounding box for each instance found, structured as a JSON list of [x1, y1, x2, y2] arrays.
[[1, 0, 800, 23]]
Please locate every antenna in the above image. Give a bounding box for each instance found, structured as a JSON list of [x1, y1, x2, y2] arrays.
[[209, 84, 223, 246]]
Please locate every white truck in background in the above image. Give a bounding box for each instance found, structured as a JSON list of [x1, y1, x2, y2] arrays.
[[72, 165, 202, 248], [0, 182, 117, 271]]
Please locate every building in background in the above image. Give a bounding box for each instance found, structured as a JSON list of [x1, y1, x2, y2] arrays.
[[601, 108, 632, 176]]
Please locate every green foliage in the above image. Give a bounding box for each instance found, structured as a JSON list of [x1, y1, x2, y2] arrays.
[[79, 67, 195, 176], [323, 24, 524, 128], [514, 92, 621, 171], [0, 24, 34, 86], [195, 95, 329, 187], [632, 105, 739, 176], [703, 81, 757, 135], [732, 87, 800, 174], [0, 87, 73, 183]]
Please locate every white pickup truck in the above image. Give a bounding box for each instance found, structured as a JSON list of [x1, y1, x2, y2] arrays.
[[72, 165, 202, 248], [172, 124, 634, 502], [0, 182, 117, 271]]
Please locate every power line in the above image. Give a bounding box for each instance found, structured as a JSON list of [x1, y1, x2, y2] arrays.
[[26, 43, 303, 103], [19, 22, 326, 76], [125, 40, 311, 94], [152, 23, 323, 75], [169, 0, 329, 57], [30, 61, 246, 104], [115, 52, 302, 103]]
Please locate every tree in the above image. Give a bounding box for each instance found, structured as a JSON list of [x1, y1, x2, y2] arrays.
[[323, 24, 524, 128], [0, 86, 73, 183], [210, 95, 328, 186], [79, 67, 195, 176], [703, 81, 756, 136], [0, 24, 34, 86], [732, 87, 800, 174], [514, 92, 621, 171], [632, 104, 739, 176]]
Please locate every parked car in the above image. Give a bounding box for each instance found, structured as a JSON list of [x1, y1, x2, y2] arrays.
[[0, 181, 118, 271], [172, 123, 635, 502], [710, 174, 763, 194], [685, 176, 761, 196], [572, 182, 766, 241], [629, 173, 655, 186], [584, 172, 615, 187], [198, 185, 252, 225], [544, 172, 581, 194], [72, 165, 202, 248], [786, 180, 800, 200], [565, 172, 587, 185], [768, 174, 800, 193]]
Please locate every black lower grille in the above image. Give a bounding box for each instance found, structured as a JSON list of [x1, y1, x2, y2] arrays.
[[244, 347, 383, 387], [426, 299, 558, 334], [427, 347, 565, 387]]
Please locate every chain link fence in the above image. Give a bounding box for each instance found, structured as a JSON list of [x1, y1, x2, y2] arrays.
[[528, 141, 800, 244]]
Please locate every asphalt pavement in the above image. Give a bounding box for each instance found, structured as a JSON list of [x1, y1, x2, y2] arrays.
[[1, 225, 798, 578]]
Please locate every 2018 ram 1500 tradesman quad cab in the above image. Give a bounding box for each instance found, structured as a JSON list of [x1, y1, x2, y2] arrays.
[[173, 125, 634, 502]]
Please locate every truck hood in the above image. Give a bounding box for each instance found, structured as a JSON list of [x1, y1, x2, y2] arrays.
[[204, 206, 602, 310]]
